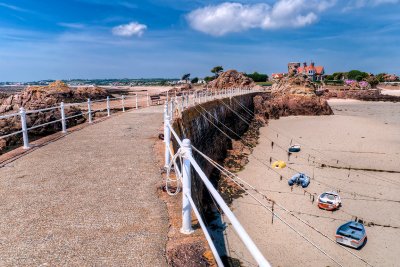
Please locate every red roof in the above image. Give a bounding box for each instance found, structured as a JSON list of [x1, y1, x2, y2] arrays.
[[297, 65, 324, 75]]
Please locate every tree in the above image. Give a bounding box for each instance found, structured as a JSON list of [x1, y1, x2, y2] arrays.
[[245, 72, 269, 82], [204, 76, 215, 82], [191, 77, 199, 84], [211, 66, 224, 77], [181, 73, 190, 82], [347, 70, 368, 81], [366, 76, 379, 88], [375, 73, 386, 82]]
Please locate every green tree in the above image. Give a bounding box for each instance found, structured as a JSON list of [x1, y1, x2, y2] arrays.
[[204, 76, 215, 82], [375, 73, 386, 82], [181, 73, 190, 82], [332, 72, 345, 80], [325, 75, 334, 80], [211, 66, 224, 77], [245, 72, 269, 82], [347, 70, 368, 80], [191, 77, 199, 84], [366, 76, 379, 88]]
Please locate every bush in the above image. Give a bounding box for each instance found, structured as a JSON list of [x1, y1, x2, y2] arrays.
[[347, 70, 368, 81], [191, 77, 199, 84], [204, 76, 215, 82], [245, 72, 269, 82]]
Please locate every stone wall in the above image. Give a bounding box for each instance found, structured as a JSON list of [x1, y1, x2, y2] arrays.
[[171, 94, 257, 213]]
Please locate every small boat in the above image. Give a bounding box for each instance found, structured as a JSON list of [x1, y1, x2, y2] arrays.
[[335, 221, 367, 249], [272, 160, 286, 169], [288, 144, 301, 153], [318, 191, 341, 211], [288, 173, 310, 188]]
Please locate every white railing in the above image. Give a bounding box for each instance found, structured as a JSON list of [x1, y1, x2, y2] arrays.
[[163, 87, 271, 267], [0, 92, 161, 150]]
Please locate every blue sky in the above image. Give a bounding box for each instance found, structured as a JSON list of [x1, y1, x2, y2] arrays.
[[0, 0, 399, 81]]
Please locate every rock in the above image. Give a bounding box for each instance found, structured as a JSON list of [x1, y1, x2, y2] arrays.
[[0, 81, 109, 154], [271, 74, 316, 96], [209, 70, 257, 90], [322, 89, 400, 102]]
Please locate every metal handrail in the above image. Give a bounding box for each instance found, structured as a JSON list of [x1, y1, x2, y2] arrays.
[[0, 90, 168, 149], [163, 87, 271, 267]]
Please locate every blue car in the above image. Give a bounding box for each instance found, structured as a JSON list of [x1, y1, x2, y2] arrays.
[[288, 173, 310, 188], [335, 221, 367, 249]]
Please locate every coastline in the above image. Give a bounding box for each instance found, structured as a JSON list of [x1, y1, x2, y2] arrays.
[[223, 99, 400, 266]]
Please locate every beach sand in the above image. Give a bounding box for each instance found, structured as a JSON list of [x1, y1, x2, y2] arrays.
[[224, 99, 400, 266]]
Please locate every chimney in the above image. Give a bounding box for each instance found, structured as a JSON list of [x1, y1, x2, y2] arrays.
[[303, 62, 307, 67], [311, 62, 315, 67]]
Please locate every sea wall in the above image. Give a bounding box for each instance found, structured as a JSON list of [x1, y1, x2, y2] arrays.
[[171, 94, 257, 212]]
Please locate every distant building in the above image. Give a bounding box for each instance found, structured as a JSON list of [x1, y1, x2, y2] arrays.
[[288, 62, 301, 75], [271, 73, 285, 80], [293, 62, 325, 81]]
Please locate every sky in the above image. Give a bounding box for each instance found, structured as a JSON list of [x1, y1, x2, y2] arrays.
[[0, 0, 399, 81]]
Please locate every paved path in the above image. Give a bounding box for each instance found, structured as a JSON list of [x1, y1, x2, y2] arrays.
[[0, 106, 168, 266]]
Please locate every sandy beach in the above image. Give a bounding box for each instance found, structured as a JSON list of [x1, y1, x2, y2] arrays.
[[224, 99, 400, 266]]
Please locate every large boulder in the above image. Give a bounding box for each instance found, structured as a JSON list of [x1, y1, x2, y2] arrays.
[[209, 70, 256, 90], [271, 74, 316, 96], [255, 74, 332, 119], [0, 81, 109, 154]]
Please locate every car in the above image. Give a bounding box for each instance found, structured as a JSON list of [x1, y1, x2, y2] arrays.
[[318, 191, 341, 211], [335, 221, 367, 249]]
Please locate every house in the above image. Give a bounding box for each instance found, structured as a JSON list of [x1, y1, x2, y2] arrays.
[[294, 62, 325, 81], [271, 73, 284, 80]]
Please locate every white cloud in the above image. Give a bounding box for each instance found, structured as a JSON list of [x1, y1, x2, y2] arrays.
[[0, 2, 29, 12], [112, 22, 147, 37], [343, 0, 399, 10], [58, 23, 85, 29], [187, 1, 336, 36]]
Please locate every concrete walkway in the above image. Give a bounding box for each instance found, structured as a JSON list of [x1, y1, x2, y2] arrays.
[[0, 106, 168, 266]]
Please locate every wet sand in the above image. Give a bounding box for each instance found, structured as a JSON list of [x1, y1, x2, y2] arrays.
[[224, 99, 400, 266]]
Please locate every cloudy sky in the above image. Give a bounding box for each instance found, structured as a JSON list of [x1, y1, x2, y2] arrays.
[[0, 0, 399, 81]]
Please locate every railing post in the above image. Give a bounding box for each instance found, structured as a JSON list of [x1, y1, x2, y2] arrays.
[[121, 95, 125, 112], [60, 102, 67, 133], [170, 98, 175, 119], [106, 96, 110, 116], [164, 105, 171, 168], [135, 94, 138, 109], [181, 138, 194, 234], [19, 107, 30, 149], [147, 93, 150, 107], [87, 98, 92, 123]]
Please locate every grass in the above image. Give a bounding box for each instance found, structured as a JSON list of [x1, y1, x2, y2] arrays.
[[256, 81, 273, 86]]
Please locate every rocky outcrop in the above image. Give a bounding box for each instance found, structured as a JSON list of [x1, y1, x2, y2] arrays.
[[271, 74, 316, 95], [209, 70, 256, 90], [255, 74, 333, 119], [0, 81, 108, 114], [322, 89, 400, 102], [0, 81, 109, 154], [254, 94, 333, 119]]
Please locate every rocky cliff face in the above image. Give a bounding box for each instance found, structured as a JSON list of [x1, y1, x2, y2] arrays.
[[209, 70, 256, 90]]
